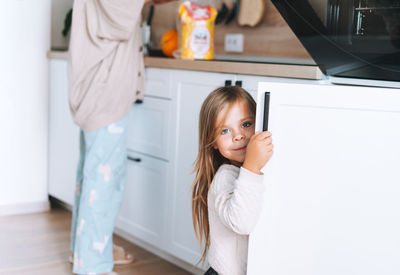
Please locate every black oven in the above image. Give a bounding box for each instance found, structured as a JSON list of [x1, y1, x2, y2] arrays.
[[272, 0, 400, 83]]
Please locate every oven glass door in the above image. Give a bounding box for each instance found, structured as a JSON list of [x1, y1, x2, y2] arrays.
[[272, 0, 400, 82]]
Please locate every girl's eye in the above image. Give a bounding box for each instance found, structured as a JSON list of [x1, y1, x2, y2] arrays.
[[221, 128, 229, 135], [242, 121, 252, 128]]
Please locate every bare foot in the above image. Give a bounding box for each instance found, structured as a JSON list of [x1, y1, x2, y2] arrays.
[[113, 244, 134, 264]]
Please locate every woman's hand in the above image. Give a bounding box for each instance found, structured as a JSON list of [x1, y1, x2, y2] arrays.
[[145, 0, 177, 4], [242, 131, 273, 174]]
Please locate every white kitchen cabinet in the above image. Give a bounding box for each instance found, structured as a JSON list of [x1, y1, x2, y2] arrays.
[[248, 82, 400, 275], [166, 69, 262, 266], [145, 68, 173, 99], [48, 63, 285, 273], [116, 72, 174, 254], [169, 71, 227, 265], [234, 74, 263, 98], [122, 68, 258, 267], [117, 151, 170, 249], [163, 71, 310, 267], [127, 96, 172, 160], [48, 59, 80, 206]]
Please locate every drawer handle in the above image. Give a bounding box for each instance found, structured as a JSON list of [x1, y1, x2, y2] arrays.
[[127, 156, 142, 162], [134, 99, 143, 104], [224, 80, 232, 86], [235, 80, 242, 87]]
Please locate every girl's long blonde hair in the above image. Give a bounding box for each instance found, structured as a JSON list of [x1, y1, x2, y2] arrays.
[[192, 86, 256, 262]]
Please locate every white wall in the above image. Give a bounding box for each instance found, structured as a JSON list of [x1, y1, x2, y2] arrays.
[[0, 0, 51, 214], [51, 0, 73, 50]]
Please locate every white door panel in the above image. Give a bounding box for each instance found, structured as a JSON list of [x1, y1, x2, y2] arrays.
[[168, 70, 235, 265], [127, 97, 171, 160], [117, 152, 168, 248], [248, 82, 400, 275]]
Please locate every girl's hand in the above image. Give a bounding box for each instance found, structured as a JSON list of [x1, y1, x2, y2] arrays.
[[242, 131, 273, 174]]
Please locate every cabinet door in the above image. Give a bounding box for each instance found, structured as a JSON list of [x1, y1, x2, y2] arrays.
[[167, 70, 235, 265], [145, 68, 173, 99], [48, 59, 80, 206], [236, 74, 313, 100], [127, 97, 171, 160], [233, 74, 260, 99], [116, 152, 169, 249], [248, 82, 400, 275]]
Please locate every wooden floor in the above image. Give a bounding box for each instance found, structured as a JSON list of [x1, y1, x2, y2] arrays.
[[0, 207, 192, 275]]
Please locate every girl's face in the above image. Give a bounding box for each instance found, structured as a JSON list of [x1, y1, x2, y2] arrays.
[[213, 100, 255, 167]]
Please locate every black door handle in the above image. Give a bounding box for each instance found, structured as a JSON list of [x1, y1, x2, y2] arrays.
[[263, 92, 270, 131], [225, 80, 232, 86], [235, 80, 242, 87], [127, 156, 142, 162]]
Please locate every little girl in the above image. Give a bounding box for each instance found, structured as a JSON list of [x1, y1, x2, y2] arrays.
[[192, 86, 273, 275]]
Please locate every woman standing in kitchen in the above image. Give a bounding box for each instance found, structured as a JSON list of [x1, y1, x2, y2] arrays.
[[68, 1, 173, 274]]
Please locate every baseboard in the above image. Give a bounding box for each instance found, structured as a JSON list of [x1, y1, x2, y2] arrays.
[[49, 195, 73, 211], [0, 199, 50, 216], [114, 227, 206, 275]]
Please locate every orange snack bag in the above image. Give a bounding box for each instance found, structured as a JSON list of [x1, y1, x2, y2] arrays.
[[178, 1, 217, 60]]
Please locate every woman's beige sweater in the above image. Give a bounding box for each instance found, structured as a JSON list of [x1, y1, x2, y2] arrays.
[[68, 0, 145, 131]]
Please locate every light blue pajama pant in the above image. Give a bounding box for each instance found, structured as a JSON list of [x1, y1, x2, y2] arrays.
[[70, 116, 128, 274]]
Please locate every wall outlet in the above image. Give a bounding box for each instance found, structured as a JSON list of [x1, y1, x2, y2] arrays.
[[224, 33, 244, 53]]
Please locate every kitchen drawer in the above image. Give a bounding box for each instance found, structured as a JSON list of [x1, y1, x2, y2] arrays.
[[145, 68, 172, 99], [116, 152, 168, 248], [127, 96, 171, 160]]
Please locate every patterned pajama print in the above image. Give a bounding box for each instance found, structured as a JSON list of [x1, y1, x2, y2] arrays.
[[70, 116, 128, 274]]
